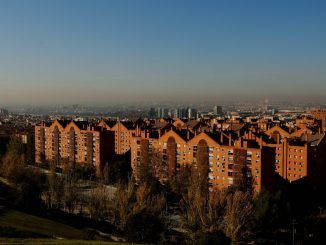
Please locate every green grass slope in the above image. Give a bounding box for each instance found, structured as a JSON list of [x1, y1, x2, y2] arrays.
[[0, 238, 133, 245], [0, 206, 84, 239]]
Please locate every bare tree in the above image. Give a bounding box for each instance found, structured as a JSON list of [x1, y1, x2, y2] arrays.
[[43, 164, 64, 209], [1, 136, 25, 178], [224, 190, 253, 242], [88, 185, 110, 220], [61, 164, 79, 213], [110, 180, 135, 230], [180, 171, 228, 242], [109, 177, 165, 232]]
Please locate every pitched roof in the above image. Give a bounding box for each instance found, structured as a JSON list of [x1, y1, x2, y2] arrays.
[[158, 129, 187, 143], [56, 120, 70, 128], [187, 131, 220, 147], [103, 120, 117, 128], [73, 121, 89, 130], [186, 120, 200, 129], [301, 133, 325, 146], [152, 121, 169, 130], [120, 121, 136, 130], [174, 129, 195, 141]]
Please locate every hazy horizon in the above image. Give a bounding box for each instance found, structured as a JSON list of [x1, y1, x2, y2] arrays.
[[1, 0, 326, 105]]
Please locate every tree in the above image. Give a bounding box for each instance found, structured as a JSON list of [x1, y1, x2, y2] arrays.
[[165, 167, 191, 204], [101, 162, 110, 184], [224, 191, 253, 242], [125, 211, 164, 243], [62, 176, 79, 213], [88, 185, 110, 220], [6, 165, 47, 208], [247, 190, 274, 235], [110, 179, 135, 230], [43, 162, 64, 209], [0, 136, 25, 178], [109, 178, 166, 242], [180, 185, 228, 243], [74, 163, 96, 180], [1, 136, 46, 208], [61, 163, 80, 213]]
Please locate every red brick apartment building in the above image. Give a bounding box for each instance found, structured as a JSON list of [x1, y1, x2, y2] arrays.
[[131, 127, 275, 193], [35, 120, 114, 175], [131, 117, 326, 192], [35, 116, 326, 192], [242, 124, 326, 186], [98, 120, 141, 155]]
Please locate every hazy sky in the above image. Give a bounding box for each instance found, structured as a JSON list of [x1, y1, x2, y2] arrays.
[[0, 0, 325, 104]]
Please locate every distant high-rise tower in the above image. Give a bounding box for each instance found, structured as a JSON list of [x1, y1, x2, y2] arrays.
[[187, 107, 197, 119], [149, 108, 156, 119], [264, 99, 269, 112], [0, 108, 9, 115], [161, 108, 168, 118], [213, 105, 222, 115], [157, 107, 162, 118], [177, 108, 188, 119]]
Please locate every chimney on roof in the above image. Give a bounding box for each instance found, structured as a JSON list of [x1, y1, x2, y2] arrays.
[[220, 132, 224, 143], [146, 130, 149, 139], [187, 130, 190, 140], [229, 133, 232, 146]]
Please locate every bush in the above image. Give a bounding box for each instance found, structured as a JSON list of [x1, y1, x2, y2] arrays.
[[125, 211, 164, 243], [7, 166, 47, 208]]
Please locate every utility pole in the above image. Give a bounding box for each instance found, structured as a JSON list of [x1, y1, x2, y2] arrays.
[[292, 219, 297, 245]]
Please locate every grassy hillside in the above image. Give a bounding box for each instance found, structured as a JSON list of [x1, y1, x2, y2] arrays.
[[0, 206, 135, 244], [0, 238, 133, 244], [0, 206, 84, 239]]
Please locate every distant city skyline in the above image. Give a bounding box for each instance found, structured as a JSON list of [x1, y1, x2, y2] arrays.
[[0, 0, 326, 104]]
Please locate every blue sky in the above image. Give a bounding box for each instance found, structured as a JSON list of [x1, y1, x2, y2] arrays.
[[0, 0, 325, 104]]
